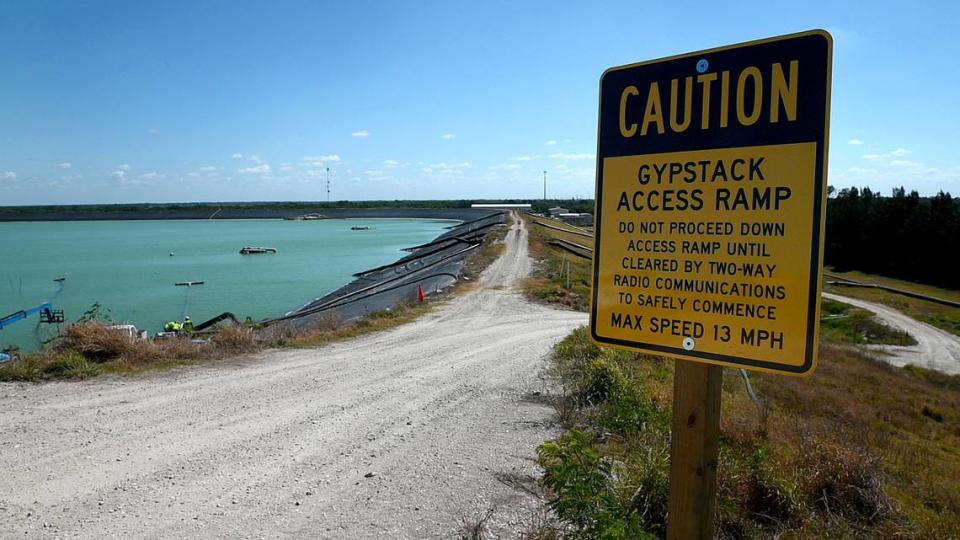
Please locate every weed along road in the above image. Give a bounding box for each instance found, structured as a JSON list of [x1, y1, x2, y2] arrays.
[[0, 218, 587, 538]]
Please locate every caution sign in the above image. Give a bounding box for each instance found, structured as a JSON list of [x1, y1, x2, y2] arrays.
[[590, 31, 832, 375]]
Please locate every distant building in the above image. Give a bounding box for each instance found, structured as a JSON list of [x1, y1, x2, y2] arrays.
[[557, 212, 594, 226], [547, 206, 569, 217]]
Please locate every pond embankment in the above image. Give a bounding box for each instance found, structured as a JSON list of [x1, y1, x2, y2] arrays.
[[262, 211, 506, 334]]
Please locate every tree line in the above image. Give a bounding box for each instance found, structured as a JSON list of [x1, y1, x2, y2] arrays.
[[0, 198, 595, 216], [826, 187, 959, 290]]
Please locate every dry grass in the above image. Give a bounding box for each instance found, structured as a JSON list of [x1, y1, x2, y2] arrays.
[[522, 215, 593, 312]]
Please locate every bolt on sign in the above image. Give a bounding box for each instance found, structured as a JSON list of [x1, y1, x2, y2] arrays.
[[590, 30, 832, 376]]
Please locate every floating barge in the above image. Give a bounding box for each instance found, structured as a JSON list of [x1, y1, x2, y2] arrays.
[[239, 246, 277, 255]]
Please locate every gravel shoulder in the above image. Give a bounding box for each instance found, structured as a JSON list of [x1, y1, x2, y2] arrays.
[[0, 216, 587, 538], [824, 292, 960, 375]]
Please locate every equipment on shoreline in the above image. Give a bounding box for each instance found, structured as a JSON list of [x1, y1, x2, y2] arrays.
[[0, 278, 66, 360], [0, 277, 66, 331]]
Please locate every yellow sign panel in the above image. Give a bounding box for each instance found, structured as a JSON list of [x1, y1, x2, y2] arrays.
[[590, 31, 832, 375]]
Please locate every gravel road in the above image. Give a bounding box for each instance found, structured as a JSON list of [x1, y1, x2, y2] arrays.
[[824, 292, 960, 375], [0, 216, 587, 538]]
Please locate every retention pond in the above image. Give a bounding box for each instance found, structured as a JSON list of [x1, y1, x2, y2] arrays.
[[0, 218, 454, 352]]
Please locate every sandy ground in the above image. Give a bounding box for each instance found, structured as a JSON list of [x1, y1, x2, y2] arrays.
[[824, 292, 960, 375], [0, 216, 587, 538]]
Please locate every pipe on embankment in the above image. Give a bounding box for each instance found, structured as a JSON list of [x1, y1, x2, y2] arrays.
[[260, 212, 505, 332]]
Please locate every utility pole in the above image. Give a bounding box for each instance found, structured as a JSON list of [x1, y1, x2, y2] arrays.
[[326, 167, 330, 202], [543, 170, 547, 200]]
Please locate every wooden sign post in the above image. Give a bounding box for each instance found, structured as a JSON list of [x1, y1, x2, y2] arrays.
[[667, 362, 722, 539], [589, 31, 833, 536]]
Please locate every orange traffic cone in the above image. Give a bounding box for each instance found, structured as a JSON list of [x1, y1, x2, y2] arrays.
[[417, 284, 426, 302]]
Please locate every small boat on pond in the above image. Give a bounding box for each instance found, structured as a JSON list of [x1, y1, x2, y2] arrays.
[[239, 246, 277, 255], [350, 226, 371, 231]]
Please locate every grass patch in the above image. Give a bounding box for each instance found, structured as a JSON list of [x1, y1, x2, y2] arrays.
[[523, 215, 592, 312], [534, 327, 959, 538], [825, 269, 960, 336], [820, 297, 917, 345]]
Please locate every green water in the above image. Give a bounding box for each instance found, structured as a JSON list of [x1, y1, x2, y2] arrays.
[[0, 218, 454, 352]]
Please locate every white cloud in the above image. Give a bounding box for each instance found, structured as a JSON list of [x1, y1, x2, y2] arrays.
[[832, 154, 960, 195], [847, 138, 864, 145], [511, 155, 539, 161], [140, 172, 166, 180], [489, 163, 522, 170], [238, 164, 271, 174], [58, 162, 72, 169], [197, 165, 219, 172], [421, 161, 471, 176], [550, 152, 594, 161], [383, 159, 399, 168], [889, 160, 924, 168], [352, 130, 370, 137], [303, 154, 341, 164], [279, 164, 294, 172], [147, 128, 159, 134], [1, 171, 15, 180], [116, 164, 131, 171], [862, 148, 911, 160], [544, 140, 557, 146], [441, 133, 456, 140], [231, 153, 244, 159]]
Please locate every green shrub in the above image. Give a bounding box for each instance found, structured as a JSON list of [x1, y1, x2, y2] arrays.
[[577, 358, 626, 406], [538, 430, 654, 539], [624, 442, 671, 534], [573, 356, 661, 436]]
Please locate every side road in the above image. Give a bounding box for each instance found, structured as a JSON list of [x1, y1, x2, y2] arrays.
[[0, 216, 587, 538], [823, 292, 960, 375]]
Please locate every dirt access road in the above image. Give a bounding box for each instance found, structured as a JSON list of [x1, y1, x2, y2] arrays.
[[824, 292, 960, 375], [0, 217, 587, 538]]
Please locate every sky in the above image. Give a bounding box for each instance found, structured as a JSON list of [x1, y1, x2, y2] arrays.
[[1, 0, 959, 205]]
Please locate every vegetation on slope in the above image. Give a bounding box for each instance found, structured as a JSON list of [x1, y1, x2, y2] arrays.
[[523, 216, 593, 311], [521, 212, 959, 537], [535, 328, 960, 538]]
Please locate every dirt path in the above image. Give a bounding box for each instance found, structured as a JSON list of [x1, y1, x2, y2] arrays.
[[0, 216, 586, 538], [824, 292, 960, 375]]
